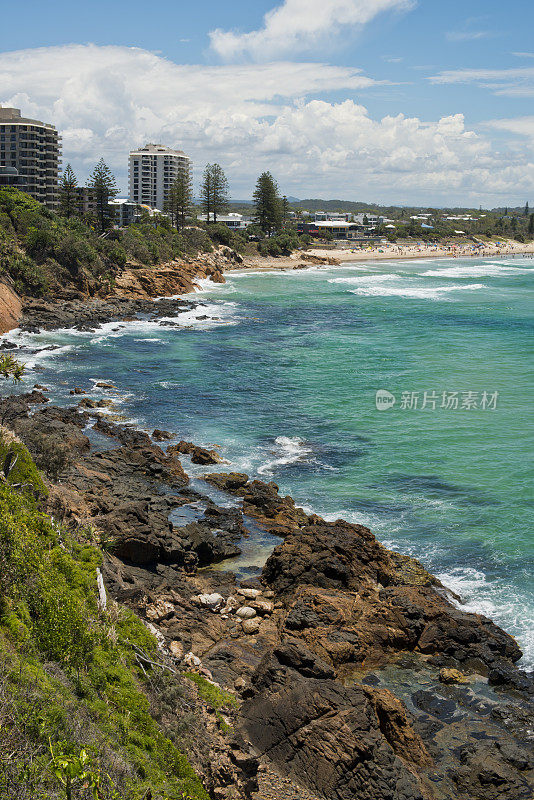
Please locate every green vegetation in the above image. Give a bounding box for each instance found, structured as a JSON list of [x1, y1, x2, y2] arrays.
[[164, 170, 194, 232], [200, 164, 229, 224], [0, 448, 210, 799], [253, 172, 282, 235], [0, 354, 25, 382], [0, 189, 229, 298], [184, 673, 238, 712], [0, 429, 48, 496], [87, 159, 119, 232], [185, 673, 238, 734]]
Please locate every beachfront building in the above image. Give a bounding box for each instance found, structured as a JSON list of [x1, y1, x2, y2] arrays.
[[0, 106, 61, 208], [314, 211, 354, 222], [109, 198, 164, 227], [197, 212, 252, 230], [353, 213, 385, 227], [0, 165, 26, 189], [128, 143, 191, 211]]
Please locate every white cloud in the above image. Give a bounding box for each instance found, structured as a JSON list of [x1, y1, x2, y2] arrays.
[[1, 44, 532, 204], [446, 30, 493, 42], [429, 66, 534, 97], [209, 0, 414, 61], [485, 116, 534, 143]]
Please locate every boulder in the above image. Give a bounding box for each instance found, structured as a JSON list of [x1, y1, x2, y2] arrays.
[[242, 619, 260, 635], [236, 607, 257, 620], [194, 593, 226, 612], [237, 588, 261, 600], [240, 643, 427, 800], [439, 667, 468, 685], [169, 440, 223, 465]]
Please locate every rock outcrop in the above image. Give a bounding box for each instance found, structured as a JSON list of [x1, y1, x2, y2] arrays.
[[2, 394, 532, 800], [0, 279, 22, 334]]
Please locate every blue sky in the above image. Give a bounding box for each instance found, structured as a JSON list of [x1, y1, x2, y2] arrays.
[[1, 0, 533, 205]]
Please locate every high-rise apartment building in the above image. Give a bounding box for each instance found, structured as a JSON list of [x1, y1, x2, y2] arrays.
[[0, 106, 61, 208], [128, 143, 191, 211]]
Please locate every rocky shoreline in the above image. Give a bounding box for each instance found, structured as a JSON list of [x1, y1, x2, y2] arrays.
[[0, 290, 533, 800], [0, 378, 532, 800]]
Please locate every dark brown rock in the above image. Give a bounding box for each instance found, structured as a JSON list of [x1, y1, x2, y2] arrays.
[[170, 440, 223, 465]]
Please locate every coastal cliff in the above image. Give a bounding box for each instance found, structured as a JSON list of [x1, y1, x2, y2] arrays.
[[0, 279, 22, 334], [0, 389, 532, 800]]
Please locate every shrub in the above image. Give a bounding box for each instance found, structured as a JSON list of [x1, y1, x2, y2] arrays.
[[0, 432, 48, 496], [54, 234, 99, 275], [24, 225, 57, 260], [22, 429, 73, 482]]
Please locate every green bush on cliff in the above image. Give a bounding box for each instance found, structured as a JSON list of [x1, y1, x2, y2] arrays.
[[0, 471, 209, 799], [0, 431, 48, 496]]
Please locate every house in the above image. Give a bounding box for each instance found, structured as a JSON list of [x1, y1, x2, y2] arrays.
[[197, 213, 252, 230]]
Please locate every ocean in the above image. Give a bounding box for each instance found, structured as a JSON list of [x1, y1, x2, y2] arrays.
[[5, 255, 534, 667]]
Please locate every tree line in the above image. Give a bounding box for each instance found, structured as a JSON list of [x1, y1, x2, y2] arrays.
[[59, 158, 292, 238]]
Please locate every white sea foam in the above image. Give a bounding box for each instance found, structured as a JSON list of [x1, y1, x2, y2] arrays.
[[158, 301, 241, 329], [258, 436, 313, 476], [349, 283, 486, 299], [436, 567, 534, 669], [328, 274, 398, 286], [421, 264, 532, 278]]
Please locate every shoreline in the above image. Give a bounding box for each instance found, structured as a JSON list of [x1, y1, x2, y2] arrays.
[[230, 239, 534, 272], [1, 269, 533, 799], [1, 388, 533, 800]]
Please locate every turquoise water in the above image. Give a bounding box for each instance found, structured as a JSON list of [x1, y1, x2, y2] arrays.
[[6, 256, 534, 666]]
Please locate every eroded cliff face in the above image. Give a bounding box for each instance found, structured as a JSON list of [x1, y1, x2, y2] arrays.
[[0, 279, 22, 334]]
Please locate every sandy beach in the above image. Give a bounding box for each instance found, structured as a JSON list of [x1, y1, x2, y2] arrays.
[[230, 238, 534, 272]]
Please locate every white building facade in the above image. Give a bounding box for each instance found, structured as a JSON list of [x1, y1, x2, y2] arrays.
[[128, 143, 191, 211], [0, 106, 61, 208]]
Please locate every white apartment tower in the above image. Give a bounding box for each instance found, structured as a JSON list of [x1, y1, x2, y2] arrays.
[[128, 143, 191, 211], [0, 106, 61, 208]]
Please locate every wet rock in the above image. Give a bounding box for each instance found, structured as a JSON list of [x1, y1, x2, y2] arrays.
[[152, 429, 173, 441], [241, 643, 427, 800], [412, 689, 464, 723], [439, 667, 469, 685], [169, 440, 223, 465], [452, 740, 534, 800], [205, 471, 249, 492]]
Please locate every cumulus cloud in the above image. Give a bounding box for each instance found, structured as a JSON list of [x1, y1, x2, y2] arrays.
[[1, 44, 532, 204], [429, 66, 534, 97], [209, 0, 414, 61]]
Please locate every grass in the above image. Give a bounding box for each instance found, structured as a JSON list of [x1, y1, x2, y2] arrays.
[[0, 466, 210, 799]]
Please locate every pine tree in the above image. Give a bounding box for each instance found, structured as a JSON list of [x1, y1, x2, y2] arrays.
[[253, 172, 282, 235], [164, 168, 193, 231], [59, 164, 78, 219], [87, 159, 118, 232], [525, 201, 530, 217], [528, 213, 534, 236], [281, 196, 290, 228], [200, 164, 229, 223]]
